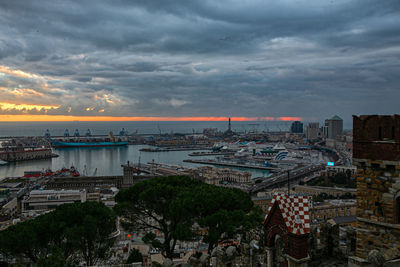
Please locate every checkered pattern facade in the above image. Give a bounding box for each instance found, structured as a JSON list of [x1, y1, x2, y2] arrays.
[[264, 193, 310, 235]]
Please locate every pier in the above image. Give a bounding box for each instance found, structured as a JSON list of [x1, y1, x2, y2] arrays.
[[139, 147, 211, 152], [188, 151, 234, 156], [183, 159, 279, 171]]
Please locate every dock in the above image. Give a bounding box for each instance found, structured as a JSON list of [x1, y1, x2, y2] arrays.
[[188, 151, 234, 156], [183, 159, 279, 171], [139, 147, 211, 152]]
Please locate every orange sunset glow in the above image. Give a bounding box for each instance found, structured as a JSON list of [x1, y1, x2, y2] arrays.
[[0, 115, 303, 122], [0, 102, 60, 111]]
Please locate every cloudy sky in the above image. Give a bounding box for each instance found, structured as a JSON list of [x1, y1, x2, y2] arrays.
[[0, 0, 399, 123]]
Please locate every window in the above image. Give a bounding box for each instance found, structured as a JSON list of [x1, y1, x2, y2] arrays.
[[397, 197, 400, 224], [371, 163, 380, 169], [379, 126, 382, 140], [392, 126, 395, 139], [387, 165, 395, 171]]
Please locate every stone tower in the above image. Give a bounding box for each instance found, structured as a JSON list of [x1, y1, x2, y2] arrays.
[[351, 115, 400, 264], [122, 161, 135, 188]]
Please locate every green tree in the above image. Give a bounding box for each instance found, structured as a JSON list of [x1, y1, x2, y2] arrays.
[[0, 213, 56, 263], [115, 176, 201, 259], [53, 201, 117, 266], [126, 248, 143, 264], [192, 183, 260, 252], [115, 176, 262, 257], [0, 202, 116, 266]]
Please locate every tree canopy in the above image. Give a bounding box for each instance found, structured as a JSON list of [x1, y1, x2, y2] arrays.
[[115, 176, 201, 259], [126, 248, 143, 264], [0, 201, 116, 266], [192, 183, 262, 252], [114, 175, 262, 258]]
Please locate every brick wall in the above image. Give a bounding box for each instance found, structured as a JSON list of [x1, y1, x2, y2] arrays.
[[356, 220, 400, 258], [353, 115, 400, 259], [353, 115, 400, 161]]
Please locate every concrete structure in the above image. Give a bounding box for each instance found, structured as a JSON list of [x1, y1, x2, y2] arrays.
[[293, 185, 356, 198], [46, 164, 154, 190], [0, 197, 17, 221], [264, 193, 310, 267], [326, 115, 343, 140], [122, 161, 136, 187], [21, 189, 86, 213], [328, 215, 357, 227], [323, 120, 329, 138], [350, 115, 400, 266], [305, 123, 322, 140], [291, 121, 304, 134], [311, 200, 356, 221], [323, 165, 357, 179], [189, 166, 251, 186], [0, 147, 53, 162], [46, 175, 125, 190]]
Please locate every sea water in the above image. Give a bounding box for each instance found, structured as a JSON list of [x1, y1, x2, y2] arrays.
[[0, 121, 290, 179], [0, 145, 271, 180]]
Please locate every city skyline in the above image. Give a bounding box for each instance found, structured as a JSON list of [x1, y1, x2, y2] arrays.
[[1, 0, 399, 122]]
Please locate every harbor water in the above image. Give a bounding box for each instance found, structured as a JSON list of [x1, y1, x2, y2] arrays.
[[0, 145, 271, 180]]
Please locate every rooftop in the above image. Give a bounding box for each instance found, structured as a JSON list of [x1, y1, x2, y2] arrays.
[[328, 215, 357, 225], [30, 189, 84, 195], [330, 115, 343, 121], [264, 193, 310, 235]]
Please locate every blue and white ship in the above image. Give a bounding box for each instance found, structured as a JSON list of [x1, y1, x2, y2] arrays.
[[48, 129, 128, 148]]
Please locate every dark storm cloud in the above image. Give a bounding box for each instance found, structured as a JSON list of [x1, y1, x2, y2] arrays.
[[0, 0, 400, 124]]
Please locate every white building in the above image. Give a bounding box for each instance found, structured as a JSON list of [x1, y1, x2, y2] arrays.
[[22, 189, 86, 213], [191, 166, 251, 185]]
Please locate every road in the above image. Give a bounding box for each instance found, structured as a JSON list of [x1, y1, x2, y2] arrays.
[[250, 163, 324, 193]]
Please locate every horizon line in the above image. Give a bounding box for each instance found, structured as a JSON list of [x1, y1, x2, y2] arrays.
[[0, 115, 304, 122]]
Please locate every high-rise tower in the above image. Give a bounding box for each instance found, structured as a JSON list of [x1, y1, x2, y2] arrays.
[[326, 115, 343, 140]]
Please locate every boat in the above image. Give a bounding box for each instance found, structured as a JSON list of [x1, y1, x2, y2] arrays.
[[24, 166, 80, 178], [54, 166, 80, 177], [24, 168, 55, 178], [51, 141, 128, 148], [41, 168, 55, 177], [50, 130, 128, 148], [0, 160, 7, 166], [24, 171, 42, 178], [69, 165, 80, 177]]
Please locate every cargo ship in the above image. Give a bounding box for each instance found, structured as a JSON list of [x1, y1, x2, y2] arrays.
[[49, 130, 128, 148], [51, 140, 128, 148]]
